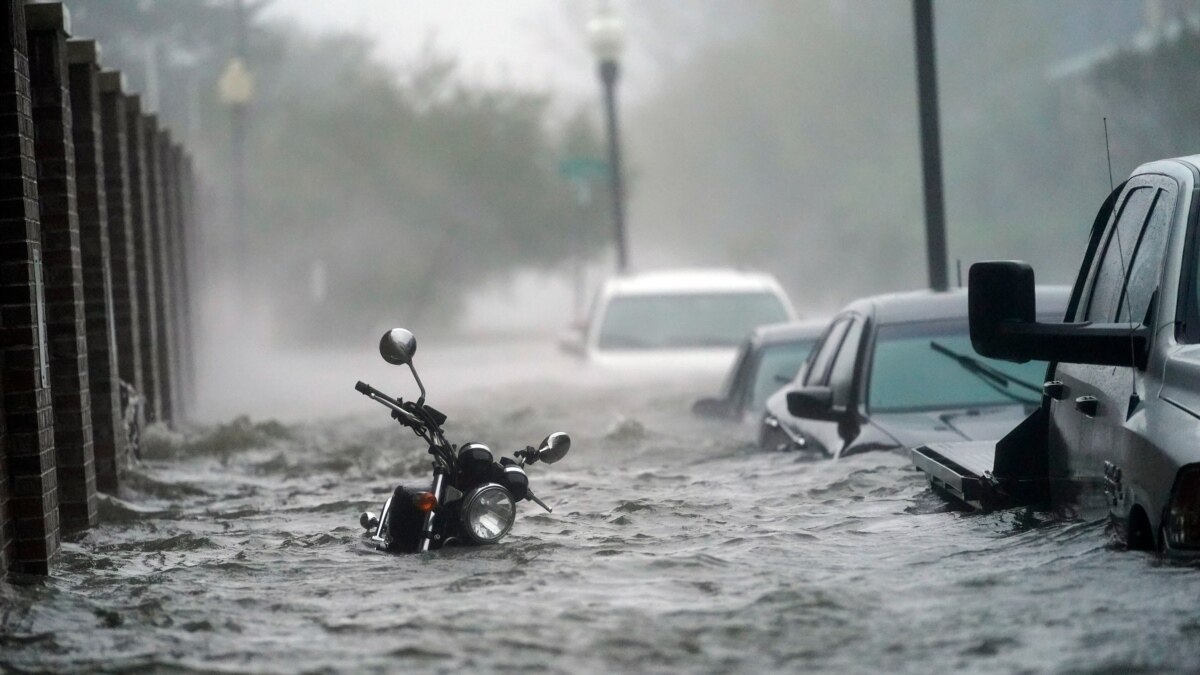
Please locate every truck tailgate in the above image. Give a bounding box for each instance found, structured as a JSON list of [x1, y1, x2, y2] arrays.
[[910, 441, 995, 510]]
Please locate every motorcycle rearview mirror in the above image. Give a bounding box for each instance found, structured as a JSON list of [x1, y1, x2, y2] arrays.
[[537, 432, 571, 464], [379, 328, 427, 406], [379, 328, 417, 365]]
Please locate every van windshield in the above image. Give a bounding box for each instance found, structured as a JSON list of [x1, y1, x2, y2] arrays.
[[597, 293, 790, 350], [868, 319, 1047, 413]]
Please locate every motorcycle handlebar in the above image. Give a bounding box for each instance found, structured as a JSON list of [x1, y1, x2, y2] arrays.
[[355, 380, 423, 428]]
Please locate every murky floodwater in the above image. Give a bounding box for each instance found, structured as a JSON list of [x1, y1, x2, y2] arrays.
[[3, 341, 1200, 674]]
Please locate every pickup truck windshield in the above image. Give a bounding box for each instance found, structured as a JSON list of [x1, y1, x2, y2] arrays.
[[868, 319, 1047, 413], [597, 292, 790, 350]]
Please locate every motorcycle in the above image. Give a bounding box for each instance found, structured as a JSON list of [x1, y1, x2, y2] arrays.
[[354, 328, 570, 553]]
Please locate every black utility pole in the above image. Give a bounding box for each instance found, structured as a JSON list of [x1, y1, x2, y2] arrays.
[[913, 0, 949, 292], [599, 60, 629, 272]]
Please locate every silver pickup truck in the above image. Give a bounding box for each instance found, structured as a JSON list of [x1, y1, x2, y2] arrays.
[[912, 155, 1200, 555]]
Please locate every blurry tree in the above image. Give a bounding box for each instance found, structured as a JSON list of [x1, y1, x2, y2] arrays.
[[67, 1, 610, 343]]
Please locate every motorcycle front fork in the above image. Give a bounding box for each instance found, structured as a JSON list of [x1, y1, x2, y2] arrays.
[[419, 466, 448, 552]]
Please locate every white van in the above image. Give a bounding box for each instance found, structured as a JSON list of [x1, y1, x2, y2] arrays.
[[561, 269, 796, 381]]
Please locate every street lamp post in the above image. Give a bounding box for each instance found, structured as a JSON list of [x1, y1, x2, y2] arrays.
[[587, 2, 629, 273]]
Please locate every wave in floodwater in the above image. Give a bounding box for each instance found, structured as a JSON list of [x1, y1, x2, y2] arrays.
[[3, 376, 1200, 674]]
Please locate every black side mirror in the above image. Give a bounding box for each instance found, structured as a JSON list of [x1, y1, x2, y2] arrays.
[[786, 386, 840, 421], [558, 324, 586, 357], [969, 261, 1149, 368], [537, 432, 571, 464], [968, 261, 1036, 360], [692, 397, 731, 418], [380, 328, 417, 365]]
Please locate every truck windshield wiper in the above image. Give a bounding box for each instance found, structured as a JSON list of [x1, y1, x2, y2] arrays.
[[929, 341, 1042, 406]]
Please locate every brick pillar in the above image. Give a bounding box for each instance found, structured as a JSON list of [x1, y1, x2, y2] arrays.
[[180, 153, 197, 407], [68, 39, 121, 494], [27, 3, 95, 534], [162, 142, 186, 416], [0, 0, 58, 576], [99, 71, 140, 441], [125, 95, 159, 423], [142, 115, 174, 424]]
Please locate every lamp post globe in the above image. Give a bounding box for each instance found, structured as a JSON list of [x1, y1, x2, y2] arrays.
[[587, 2, 630, 272], [587, 3, 626, 65]]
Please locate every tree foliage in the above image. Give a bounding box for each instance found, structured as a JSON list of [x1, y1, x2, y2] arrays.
[[67, 1, 610, 342]]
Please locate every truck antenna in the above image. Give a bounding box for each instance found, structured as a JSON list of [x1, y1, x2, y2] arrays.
[[1104, 117, 1115, 192]]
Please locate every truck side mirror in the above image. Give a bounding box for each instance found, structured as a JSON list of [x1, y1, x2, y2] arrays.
[[786, 386, 841, 422], [969, 262, 1036, 361], [692, 397, 731, 418], [969, 261, 1149, 368]]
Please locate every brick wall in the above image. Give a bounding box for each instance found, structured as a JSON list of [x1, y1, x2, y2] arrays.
[[27, 3, 95, 534], [180, 153, 196, 405], [143, 116, 174, 424], [158, 133, 183, 417], [99, 72, 141, 426], [0, 0, 59, 576], [167, 144, 191, 413], [68, 39, 121, 495], [124, 94, 159, 424]]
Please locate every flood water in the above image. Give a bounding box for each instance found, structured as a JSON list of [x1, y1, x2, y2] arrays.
[[3, 339, 1200, 674]]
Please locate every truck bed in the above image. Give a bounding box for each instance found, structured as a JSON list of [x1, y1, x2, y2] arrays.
[[910, 441, 996, 510]]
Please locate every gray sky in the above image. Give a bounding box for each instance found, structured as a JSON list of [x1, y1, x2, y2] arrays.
[[261, 0, 664, 107], [264, 1, 588, 99]]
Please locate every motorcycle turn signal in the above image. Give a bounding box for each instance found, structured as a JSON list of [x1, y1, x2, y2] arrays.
[[413, 491, 438, 513]]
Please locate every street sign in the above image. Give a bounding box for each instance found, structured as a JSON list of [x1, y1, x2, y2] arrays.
[[558, 157, 608, 181]]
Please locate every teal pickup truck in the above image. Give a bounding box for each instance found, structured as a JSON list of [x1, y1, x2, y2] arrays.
[[912, 155, 1200, 555]]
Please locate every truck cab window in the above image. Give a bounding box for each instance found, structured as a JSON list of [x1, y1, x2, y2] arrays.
[[828, 318, 863, 410], [805, 318, 849, 387], [1084, 186, 1155, 322], [1117, 188, 1174, 324]]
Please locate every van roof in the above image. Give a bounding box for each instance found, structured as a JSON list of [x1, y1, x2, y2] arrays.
[[603, 268, 786, 296]]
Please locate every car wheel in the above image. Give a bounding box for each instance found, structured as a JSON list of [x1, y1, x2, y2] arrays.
[[1125, 506, 1155, 551]]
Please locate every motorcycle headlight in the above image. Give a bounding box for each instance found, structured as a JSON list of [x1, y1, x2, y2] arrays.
[[1166, 465, 1200, 550], [460, 483, 516, 544]]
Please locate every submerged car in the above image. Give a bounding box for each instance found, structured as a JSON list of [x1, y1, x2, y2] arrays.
[[560, 268, 796, 381], [759, 287, 1069, 457], [693, 319, 827, 425], [913, 156, 1200, 554]]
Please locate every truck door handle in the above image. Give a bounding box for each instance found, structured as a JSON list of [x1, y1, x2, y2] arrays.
[[1075, 395, 1098, 417]]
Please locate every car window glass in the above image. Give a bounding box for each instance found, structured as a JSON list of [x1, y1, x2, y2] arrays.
[[749, 339, 817, 411], [829, 318, 864, 409], [868, 320, 1047, 413], [596, 292, 790, 350], [1085, 186, 1154, 322], [805, 318, 849, 387], [718, 340, 753, 400], [1117, 188, 1174, 324]]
